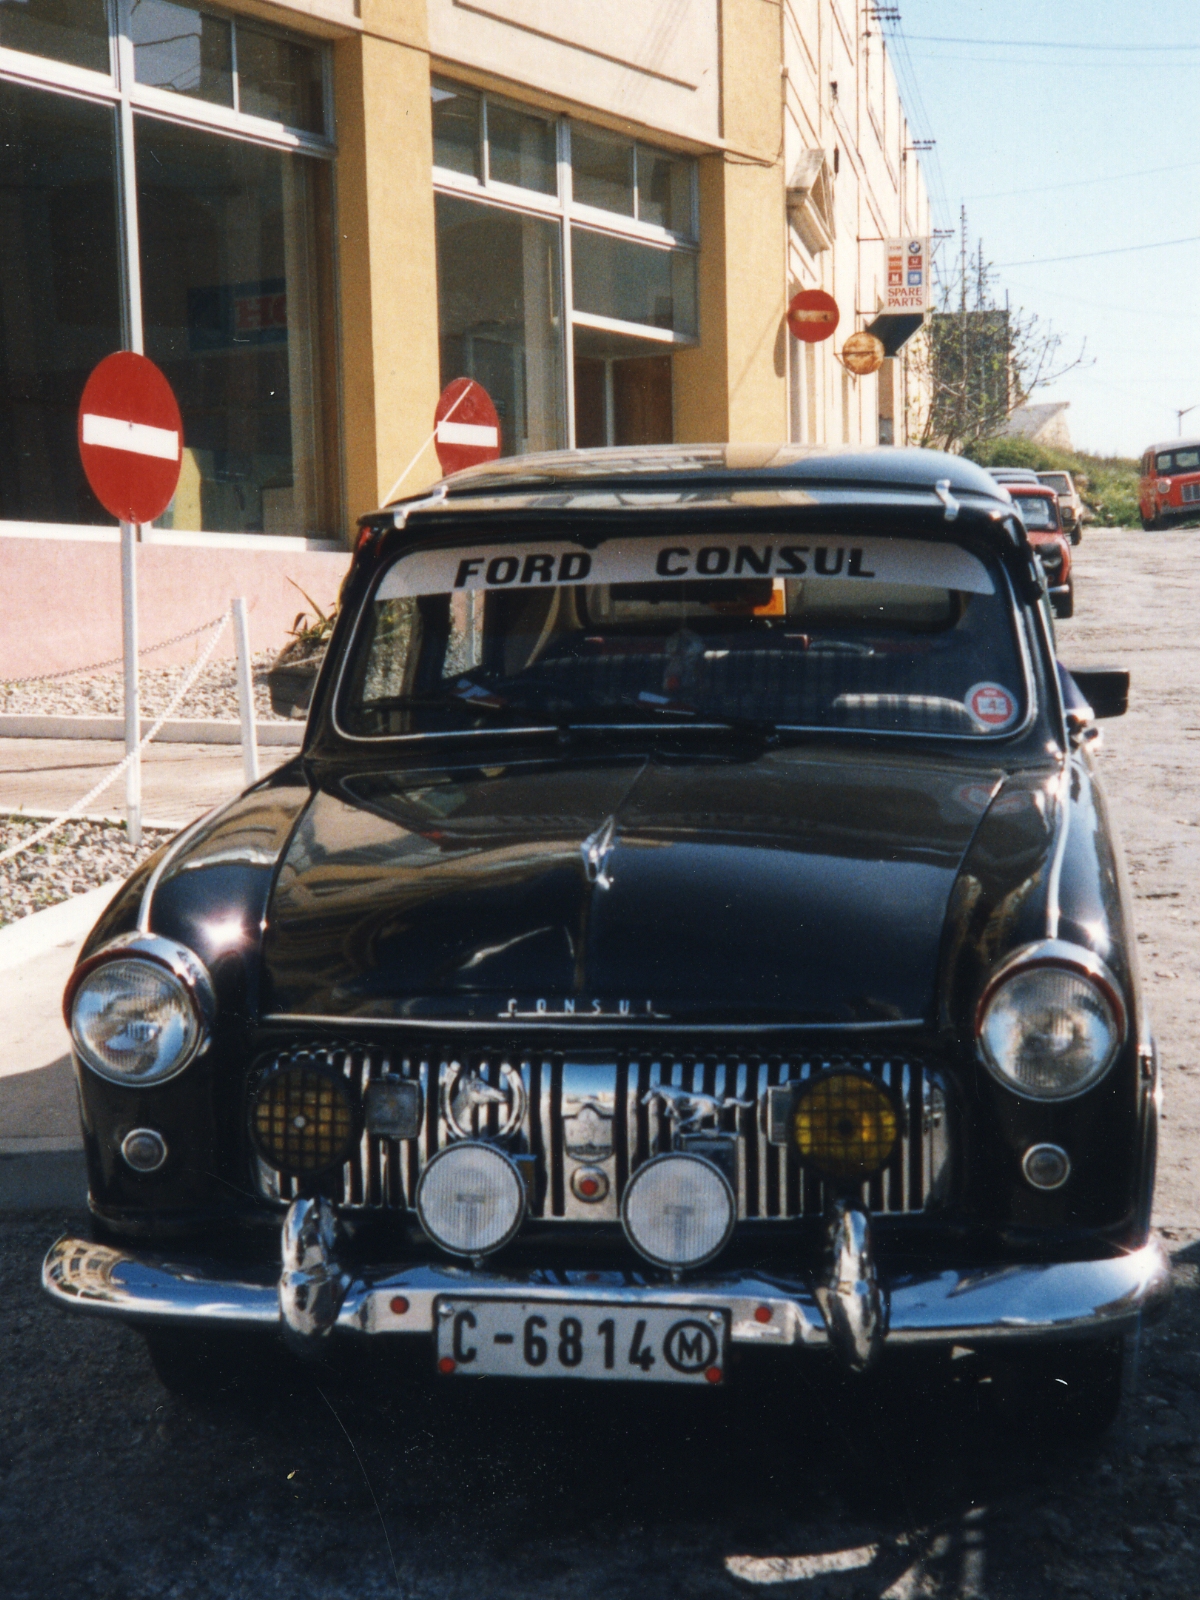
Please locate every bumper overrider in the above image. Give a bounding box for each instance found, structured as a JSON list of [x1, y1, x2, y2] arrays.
[[42, 1198, 1172, 1374]]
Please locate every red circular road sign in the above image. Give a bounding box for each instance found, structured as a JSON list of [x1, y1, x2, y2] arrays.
[[786, 289, 840, 343], [77, 352, 183, 524], [434, 378, 502, 476]]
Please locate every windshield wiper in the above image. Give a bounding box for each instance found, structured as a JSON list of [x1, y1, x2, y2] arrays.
[[568, 696, 783, 742]]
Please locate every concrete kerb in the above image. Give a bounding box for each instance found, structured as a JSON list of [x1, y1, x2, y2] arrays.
[[0, 714, 302, 745], [0, 884, 123, 1209]]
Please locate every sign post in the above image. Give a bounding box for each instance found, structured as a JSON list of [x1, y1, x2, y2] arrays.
[[78, 352, 184, 846]]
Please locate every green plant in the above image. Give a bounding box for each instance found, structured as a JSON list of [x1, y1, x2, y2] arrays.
[[283, 579, 337, 659], [963, 437, 1141, 528]]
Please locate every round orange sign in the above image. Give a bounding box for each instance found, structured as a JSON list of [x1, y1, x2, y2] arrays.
[[839, 332, 886, 376]]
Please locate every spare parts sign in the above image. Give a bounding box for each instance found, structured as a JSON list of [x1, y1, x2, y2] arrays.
[[884, 237, 931, 313]]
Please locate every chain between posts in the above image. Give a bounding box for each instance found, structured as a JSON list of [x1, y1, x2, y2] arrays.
[[0, 610, 231, 868], [0, 611, 230, 688]]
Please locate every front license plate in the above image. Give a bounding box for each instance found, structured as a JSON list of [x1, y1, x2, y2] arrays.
[[434, 1299, 730, 1384]]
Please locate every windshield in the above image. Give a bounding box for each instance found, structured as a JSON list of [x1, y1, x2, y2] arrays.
[[1012, 494, 1059, 531], [1039, 474, 1070, 494], [1156, 448, 1200, 475], [340, 533, 1028, 740]]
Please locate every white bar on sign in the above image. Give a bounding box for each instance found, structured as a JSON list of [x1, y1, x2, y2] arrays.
[[82, 413, 179, 461], [436, 420, 499, 447]]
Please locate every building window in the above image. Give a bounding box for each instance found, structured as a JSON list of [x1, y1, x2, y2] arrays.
[[431, 79, 698, 453], [435, 193, 564, 458], [0, 0, 110, 75], [0, 81, 122, 523], [0, 5, 337, 538], [138, 119, 332, 535]]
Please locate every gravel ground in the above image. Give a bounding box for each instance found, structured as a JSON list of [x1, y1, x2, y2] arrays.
[[0, 815, 172, 927], [3, 527, 1199, 1598], [0, 650, 288, 722]]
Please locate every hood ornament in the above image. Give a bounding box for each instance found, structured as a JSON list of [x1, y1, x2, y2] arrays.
[[581, 814, 617, 889], [442, 1062, 527, 1140], [642, 1084, 754, 1136]]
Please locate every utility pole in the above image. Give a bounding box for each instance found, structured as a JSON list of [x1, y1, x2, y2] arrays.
[[1177, 404, 1197, 436], [959, 205, 968, 442]]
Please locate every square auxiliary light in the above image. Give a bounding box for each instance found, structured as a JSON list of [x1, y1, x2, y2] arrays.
[[365, 1077, 423, 1141]]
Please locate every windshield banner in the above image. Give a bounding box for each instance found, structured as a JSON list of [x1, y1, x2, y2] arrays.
[[378, 536, 993, 599]]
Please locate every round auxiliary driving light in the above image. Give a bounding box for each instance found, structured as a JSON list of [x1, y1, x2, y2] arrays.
[[415, 1142, 526, 1259], [792, 1070, 901, 1183], [121, 1128, 168, 1173], [1022, 1143, 1071, 1192], [976, 942, 1125, 1101], [67, 937, 213, 1086], [621, 1153, 736, 1272], [250, 1063, 361, 1177]]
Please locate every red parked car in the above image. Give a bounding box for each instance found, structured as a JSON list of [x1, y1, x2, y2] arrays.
[[1138, 440, 1200, 530], [1004, 484, 1074, 618]]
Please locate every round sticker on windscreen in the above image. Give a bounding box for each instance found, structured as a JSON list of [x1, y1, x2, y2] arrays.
[[966, 682, 1019, 731]]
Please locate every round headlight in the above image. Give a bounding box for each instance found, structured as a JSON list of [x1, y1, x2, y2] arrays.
[[69, 940, 212, 1085], [621, 1153, 735, 1272], [416, 1142, 526, 1259], [976, 943, 1125, 1101], [792, 1070, 901, 1182], [250, 1062, 361, 1177]]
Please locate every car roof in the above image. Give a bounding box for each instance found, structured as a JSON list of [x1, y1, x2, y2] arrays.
[[392, 443, 1008, 506], [986, 468, 1042, 483], [1146, 438, 1200, 456]]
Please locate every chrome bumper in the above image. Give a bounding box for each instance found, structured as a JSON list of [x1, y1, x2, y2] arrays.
[[42, 1232, 1172, 1351]]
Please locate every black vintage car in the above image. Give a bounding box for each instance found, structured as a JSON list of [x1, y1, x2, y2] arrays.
[[44, 445, 1169, 1425]]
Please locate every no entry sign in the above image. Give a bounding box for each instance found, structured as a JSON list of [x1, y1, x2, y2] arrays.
[[786, 289, 840, 343], [78, 351, 183, 524], [434, 378, 501, 476]]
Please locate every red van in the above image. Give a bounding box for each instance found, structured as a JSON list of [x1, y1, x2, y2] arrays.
[[1138, 439, 1200, 529]]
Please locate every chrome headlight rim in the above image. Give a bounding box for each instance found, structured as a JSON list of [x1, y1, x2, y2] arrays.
[[974, 939, 1127, 1103], [620, 1152, 737, 1272], [65, 934, 215, 1086], [415, 1140, 527, 1260]]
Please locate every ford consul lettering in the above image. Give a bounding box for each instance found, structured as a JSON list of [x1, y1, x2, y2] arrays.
[[42, 444, 1168, 1433]]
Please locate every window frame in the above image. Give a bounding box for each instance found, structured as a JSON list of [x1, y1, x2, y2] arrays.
[[431, 77, 700, 450], [0, 0, 341, 550]]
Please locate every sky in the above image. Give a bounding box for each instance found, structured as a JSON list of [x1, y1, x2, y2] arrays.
[[882, 0, 1200, 458]]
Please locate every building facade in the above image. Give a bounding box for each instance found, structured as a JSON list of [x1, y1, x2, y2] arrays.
[[0, 0, 929, 672]]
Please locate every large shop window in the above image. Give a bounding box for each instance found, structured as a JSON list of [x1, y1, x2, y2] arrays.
[[0, 9, 335, 536], [435, 192, 565, 458], [137, 119, 334, 535], [0, 81, 122, 524], [432, 82, 699, 455]]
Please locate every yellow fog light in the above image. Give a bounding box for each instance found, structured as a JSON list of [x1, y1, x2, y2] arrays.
[[250, 1064, 361, 1177], [792, 1071, 900, 1182]]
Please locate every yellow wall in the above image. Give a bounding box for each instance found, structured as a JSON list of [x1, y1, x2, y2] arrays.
[[334, 22, 443, 526], [674, 0, 787, 445]]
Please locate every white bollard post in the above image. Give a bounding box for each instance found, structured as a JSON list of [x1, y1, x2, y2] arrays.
[[120, 520, 142, 846], [232, 597, 260, 786]]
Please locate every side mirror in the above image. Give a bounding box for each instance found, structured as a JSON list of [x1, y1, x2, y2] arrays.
[[1063, 666, 1130, 720]]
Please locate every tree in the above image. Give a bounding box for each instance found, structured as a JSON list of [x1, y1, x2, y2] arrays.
[[911, 208, 1089, 454]]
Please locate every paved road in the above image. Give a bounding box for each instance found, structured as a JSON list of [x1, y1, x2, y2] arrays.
[[2, 528, 1198, 1600]]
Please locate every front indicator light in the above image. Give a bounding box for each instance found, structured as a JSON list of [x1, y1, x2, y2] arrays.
[[416, 1141, 526, 1259], [976, 941, 1125, 1101], [792, 1071, 900, 1182], [621, 1153, 735, 1271], [250, 1062, 361, 1176]]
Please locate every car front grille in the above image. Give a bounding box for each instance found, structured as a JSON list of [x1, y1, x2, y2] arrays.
[[1181, 482, 1200, 503], [253, 1041, 952, 1221]]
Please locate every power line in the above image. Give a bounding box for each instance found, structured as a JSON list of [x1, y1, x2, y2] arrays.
[[963, 158, 1200, 203], [997, 234, 1200, 268], [903, 33, 1200, 52]]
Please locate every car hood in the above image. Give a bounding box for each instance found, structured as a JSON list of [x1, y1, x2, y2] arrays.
[[260, 748, 1012, 1027]]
